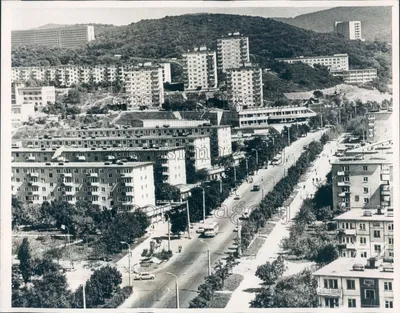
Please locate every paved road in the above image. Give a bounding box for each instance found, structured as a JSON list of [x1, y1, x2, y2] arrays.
[[126, 130, 326, 308]]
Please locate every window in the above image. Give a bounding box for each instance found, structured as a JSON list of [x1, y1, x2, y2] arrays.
[[374, 245, 381, 252], [384, 282, 392, 291], [373, 230, 381, 238], [348, 299, 356, 308], [361, 252, 367, 258], [363, 177, 368, 182], [347, 280, 355, 290], [355, 195, 359, 202], [365, 289, 375, 300], [323, 279, 338, 289], [359, 223, 366, 230], [363, 188, 369, 194], [388, 237, 394, 245], [388, 223, 394, 231], [363, 166, 368, 171], [360, 237, 367, 244], [385, 301, 393, 308], [363, 198, 369, 204]]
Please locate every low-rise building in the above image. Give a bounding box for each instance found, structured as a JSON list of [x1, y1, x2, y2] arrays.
[[275, 54, 349, 72], [12, 161, 155, 210], [334, 209, 394, 259], [12, 84, 55, 108], [332, 68, 377, 84], [313, 257, 394, 309], [331, 140, 393, 211]]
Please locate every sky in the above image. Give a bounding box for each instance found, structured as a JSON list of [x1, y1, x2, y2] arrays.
[[11, 7, 333, 30]]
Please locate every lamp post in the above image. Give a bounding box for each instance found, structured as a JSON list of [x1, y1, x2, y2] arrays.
[[198, 186, 206, 224], [200, 240, 211, 276], [219, 179, 223, 193], [61, 224, 72, 268], [82, 281, 87, 309], [120, 241, 131, 287], [166, 272, 180, 309], [185, 200, 191, 240], [245, 158, 249, 176]]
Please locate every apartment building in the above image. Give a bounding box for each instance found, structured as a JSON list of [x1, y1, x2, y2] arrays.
[[217, 32, 250, 72], [334, 21, 363, 40], [226, 63, 263, 108], [331, 141, 393, 211], [182, 47, 218, 90], [332, 68, 377, 84], [366, 111, 393, 143], [124, 63, 164, 108], [275, 54, 349, 72], [12, 146, 187, 186], [313, 257, 393, 309], [12, 25, 95, 48], [161, 63, 172, 83], [335, 209, 394, 259], [11, 162, 155, 210], [223, 106, 317, 128], [19, 134, 212, 170]]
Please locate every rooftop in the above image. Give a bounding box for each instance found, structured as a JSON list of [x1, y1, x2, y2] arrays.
[[12, 161, 153, 168], [275, 54, 348, 61], [331, 152, 392, 165], [59, 146, 185, 153], [334, 209, 393, 222], [313, 257, 394, 279]]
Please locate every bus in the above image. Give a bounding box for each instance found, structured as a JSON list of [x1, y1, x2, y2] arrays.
[[203, 222, 219, 237]]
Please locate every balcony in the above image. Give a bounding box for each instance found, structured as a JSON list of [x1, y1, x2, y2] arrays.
[[337, 192, 348, 197], [121, 173, 133, 178], [122, 191, 134, 197], [368, 122, 375, 127], [61, 173, 72, 178], [88, 180, 99, 186], [88, 173, 98, 178], [345, 243, 356, 249], [343, 229, 356, 236], [381, 201, 390, 207], [28, 172, 39, 177], [62, 180, 74, 186], [337, 171, 345, 176], [26, 156, 36, 162], [368, 116, 375, 120], [77, 156, 86, 161], [338, 181, 350, 187], [381, 168, 390, 175], [62, 190, 74, 196], [381, 185, 391, 195], [316, 288, 342, 297]]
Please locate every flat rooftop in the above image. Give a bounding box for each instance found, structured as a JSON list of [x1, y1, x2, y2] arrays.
[[313, 257, 394, 279], [334, 209, 393, 222], [12, 161, 153, 168], [59, 146, 185, 152], [58, 125, 229, 132], [21, 134, 210, 141], [275, 54, 348, 61], [331, 153, 392, 165]]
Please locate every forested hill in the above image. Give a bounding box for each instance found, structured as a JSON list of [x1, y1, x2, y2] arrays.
[[273, 6, 392, 42], [12, 13, 391, 80]]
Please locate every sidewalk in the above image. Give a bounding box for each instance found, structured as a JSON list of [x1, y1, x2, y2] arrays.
[[225, 139, 337, 310]]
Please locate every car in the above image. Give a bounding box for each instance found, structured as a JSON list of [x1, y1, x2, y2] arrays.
[[234, 195, 241, 200], [134, 272, 155, 280], [196, 226, 205, 234]]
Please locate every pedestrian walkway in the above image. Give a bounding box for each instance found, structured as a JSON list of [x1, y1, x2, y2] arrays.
[[225, 139, 337, 310]]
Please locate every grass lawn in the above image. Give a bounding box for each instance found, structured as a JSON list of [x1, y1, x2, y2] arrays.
[[223, 274, 244, 292], [243, 237, 265, 257], [208, 293, 232, 308]]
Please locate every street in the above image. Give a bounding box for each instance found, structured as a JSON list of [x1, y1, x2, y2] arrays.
[[123, 130, 327, 308]]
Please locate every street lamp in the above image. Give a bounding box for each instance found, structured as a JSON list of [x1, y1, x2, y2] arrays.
[[252, 149, 259, 173], [61, 224, 72, 268], [198, 186, 206, 224], [120, 241, 131, 287], [219, 179, 223, 193], [166, 272, 180, 309], [200, 240, 211, 276]]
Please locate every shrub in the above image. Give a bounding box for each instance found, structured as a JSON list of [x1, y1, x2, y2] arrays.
[[102, 286, 132, 308], [141, 249, 148, 257]]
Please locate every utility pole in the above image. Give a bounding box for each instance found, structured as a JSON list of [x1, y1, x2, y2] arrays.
[[167, 216, 171, 252], [167, 272, 179, 309], [199, 186, 206, 224], [82, 282, 86, 309], [186, 201, 191, 239], [245, 158, 249, 176], [234, 166, 237, 182]]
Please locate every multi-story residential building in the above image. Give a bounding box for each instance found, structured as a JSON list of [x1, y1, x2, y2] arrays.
[[124, 63, 164, 108], [12, 84, 56, 108], [334, 21, 363, 40], [161, 63, 172, 83], [12, 147, 187, 186], [313, 257, 394, 309], [331, 140, 393, 211], [18, 134, 212, 170], [275, 54, 349, 72], [226, 63, 263, 108], [332, 68, 377, 84], [182, 47, 218, 90], [223, 106, 317, 128], [11, 162, 155, 210], [12, 25, 95, 48], [335, 209, 394, 259], [366, 111, 393, 143], [217, 32, 250, 72]]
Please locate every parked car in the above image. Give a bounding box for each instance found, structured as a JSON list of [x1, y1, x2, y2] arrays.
[[134, 272, 155, 280], [234, 194, 242, 200], [196, 226, 205, 234]]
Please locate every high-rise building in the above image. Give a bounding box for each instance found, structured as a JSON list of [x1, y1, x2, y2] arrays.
[[226, 63, 263, 108], [12, 25, 95, 48], [334, 21, 362, 40], [182, 47, 217, 90], [217, 32, 250, 72], [124, 62, 165, 108]]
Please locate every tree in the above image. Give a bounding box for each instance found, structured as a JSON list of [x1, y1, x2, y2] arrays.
[[250, 287, 273, 308], [314, 243, 339, 264], [18, 238, 32, 284], [189, 296, 208, 308], [213, 261, 230, 288], [155, 183, 180, 202], [32, 258, 61, 277], [65, 88, 81, 104], [313, 90, 324, 99], [168, 209, 187, 237], [198, 283, 214, 301], [205, 274, 223, 291], [255, 262, 278, 285]]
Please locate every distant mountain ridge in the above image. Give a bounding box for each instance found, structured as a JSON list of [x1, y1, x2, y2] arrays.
[[272, 6, 392, 42]]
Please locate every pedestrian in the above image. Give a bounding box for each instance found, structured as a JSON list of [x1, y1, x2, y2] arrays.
[[312, 178, 315, 182]]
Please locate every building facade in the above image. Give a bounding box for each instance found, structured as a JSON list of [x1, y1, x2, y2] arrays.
[[366, 111, 393, 143], [12, 162, 155, 210], [276, 54, 349, 72], [331, 141, 393, 211], [335, 209, 394, 259], [12, 25, 95, 48], [217, 33, 250, 72], [124, 63, 164, 108], [313, 257, 394, 309], [334, 21, 362, 40], [332, 69, 377, 84], [182, 47, 218, 90], [226, 63, 263, 108]]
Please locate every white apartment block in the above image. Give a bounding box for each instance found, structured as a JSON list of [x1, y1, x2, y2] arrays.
[[335, 209, 394, 259], [217, 32, 250, 72], [182, 47, 218, 90], [335, 21, 363, 40], [161, 63, 172, 83], [276, 54, 349, 72], [331, 141, 393, 211], [332, 68, 377, 84], [12, 162, 155, 210], [366, 111, 392, 143], [12, 147, 187, 186], [226, 63, 263, 108], [12, 25, 95, 48], [19, 134, 212, 171], [313, 257, 393, 309], [121, 63, 165, 108]]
